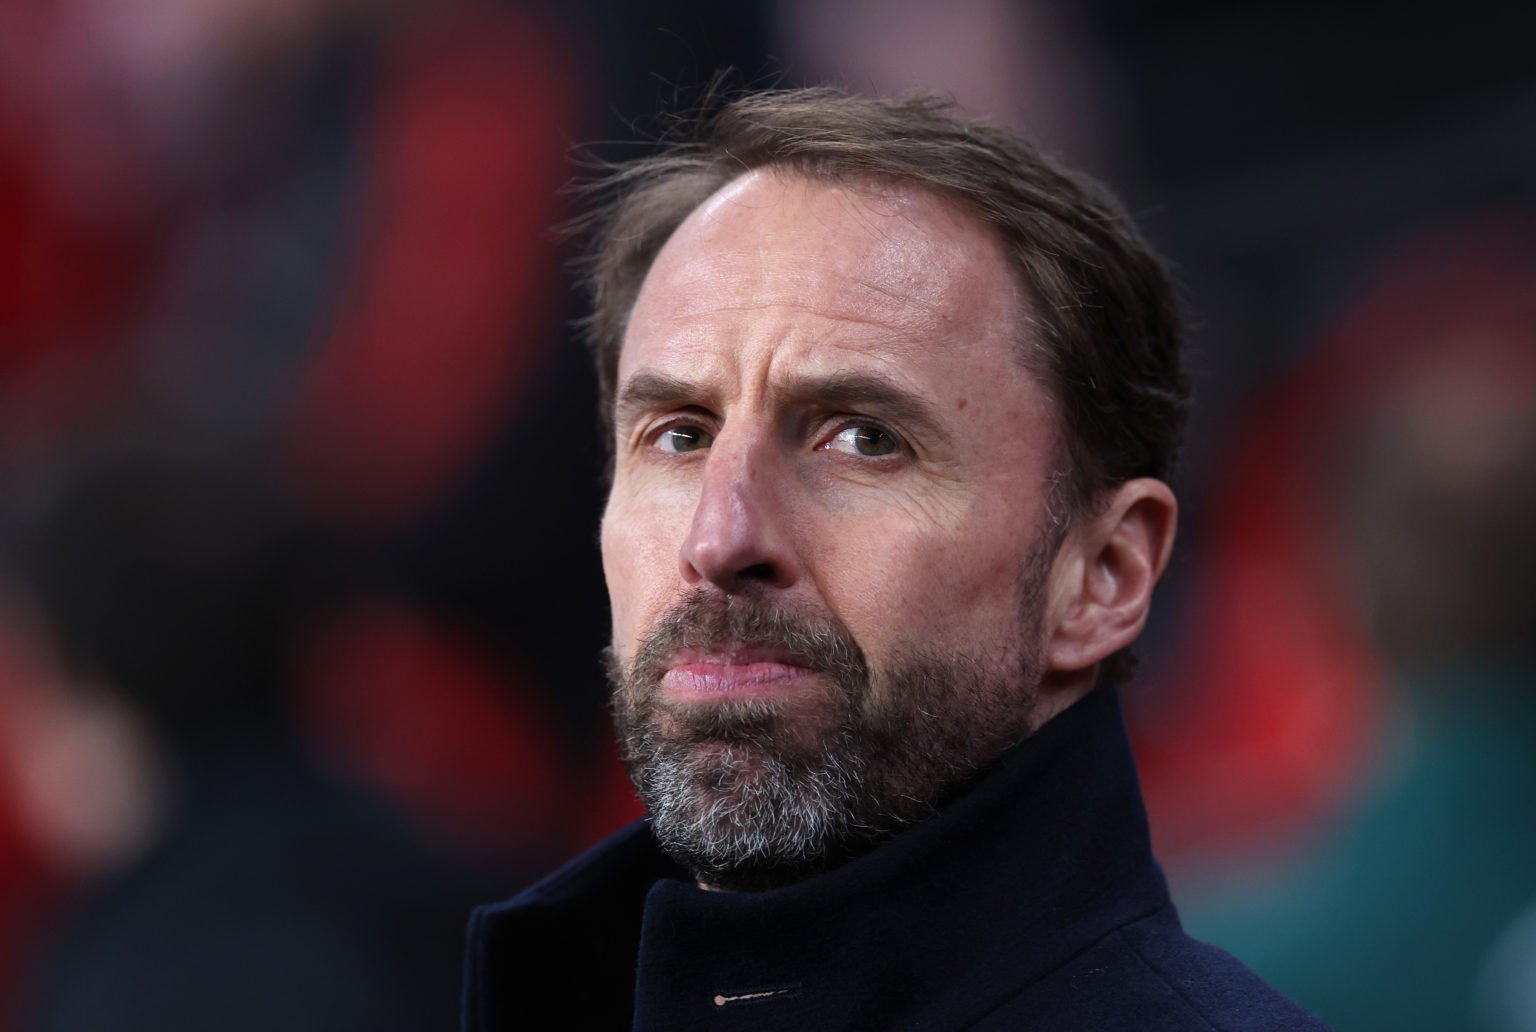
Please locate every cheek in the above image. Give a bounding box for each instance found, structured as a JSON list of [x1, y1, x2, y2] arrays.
[[813, 506, 1028, 659], [600, 484, 691, 658]]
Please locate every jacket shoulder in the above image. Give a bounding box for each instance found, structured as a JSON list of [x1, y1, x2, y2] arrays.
[[970, 912, 1332, 1032]]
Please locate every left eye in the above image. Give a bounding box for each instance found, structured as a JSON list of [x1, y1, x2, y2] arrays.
[[825, 425, 899, 457], [653, 425, 714, 453]]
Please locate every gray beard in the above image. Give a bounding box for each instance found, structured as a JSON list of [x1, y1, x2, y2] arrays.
[[608, 561, 1048, 891]]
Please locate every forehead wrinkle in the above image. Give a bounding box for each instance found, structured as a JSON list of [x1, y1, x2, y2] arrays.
[[651, 254, 952, 336], [658, 297, 939, 349], [646, 181, 985, 331], [847, 272, 945, 323]]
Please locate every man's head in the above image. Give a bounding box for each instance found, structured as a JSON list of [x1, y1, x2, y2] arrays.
[[585, 90, 1185, 890]]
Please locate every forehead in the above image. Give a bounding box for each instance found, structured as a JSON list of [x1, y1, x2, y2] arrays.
[[619, 169, 1032, 391]]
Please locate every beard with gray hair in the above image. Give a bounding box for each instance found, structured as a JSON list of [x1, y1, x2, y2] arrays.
[[608, 556, 1050, 891]]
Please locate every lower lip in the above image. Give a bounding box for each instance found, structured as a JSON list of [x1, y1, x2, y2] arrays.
[[660, 662, 820, 702]]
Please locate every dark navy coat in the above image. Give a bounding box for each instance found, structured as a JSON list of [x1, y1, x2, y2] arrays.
[[463, 688, 1330, 1030]]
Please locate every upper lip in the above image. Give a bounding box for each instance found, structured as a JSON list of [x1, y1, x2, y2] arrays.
[[664, 646, 811, 670]]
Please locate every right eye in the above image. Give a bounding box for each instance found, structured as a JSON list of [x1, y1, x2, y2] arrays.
[[652, 424, 715, 453], [824, 423, 900, 458]]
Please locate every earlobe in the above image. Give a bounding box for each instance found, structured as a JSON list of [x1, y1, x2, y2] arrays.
[[1045, 478, 1178, 676]]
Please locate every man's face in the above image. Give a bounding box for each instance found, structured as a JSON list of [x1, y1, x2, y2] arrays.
[[602, 170, 1067, 888]]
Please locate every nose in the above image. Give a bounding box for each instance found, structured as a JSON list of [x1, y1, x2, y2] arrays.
[[679, 434, 801, 593]]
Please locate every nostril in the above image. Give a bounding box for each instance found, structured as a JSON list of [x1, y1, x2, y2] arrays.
[[677, 460, 800, 590]]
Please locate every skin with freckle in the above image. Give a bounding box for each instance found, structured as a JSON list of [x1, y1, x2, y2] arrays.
[[602, 170, 1075, 888]]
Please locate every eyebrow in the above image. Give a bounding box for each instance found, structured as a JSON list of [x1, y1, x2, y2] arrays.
[[785, 370, 950, 446], [613, 372, 701, 434], [613, 368, 950, 447]]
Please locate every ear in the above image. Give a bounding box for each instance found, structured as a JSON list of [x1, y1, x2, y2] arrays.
[[1044, 478, 1178, 676]]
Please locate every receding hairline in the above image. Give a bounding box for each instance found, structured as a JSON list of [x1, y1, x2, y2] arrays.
[[610, 163, 1058, 382]]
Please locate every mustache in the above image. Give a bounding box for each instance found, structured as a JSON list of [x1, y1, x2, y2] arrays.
[[624, 590, 869, 689]]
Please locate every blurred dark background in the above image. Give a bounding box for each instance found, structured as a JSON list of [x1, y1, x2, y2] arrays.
[[0, 1, 1532, 1029]]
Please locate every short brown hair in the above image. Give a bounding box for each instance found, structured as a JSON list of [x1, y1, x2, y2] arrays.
[[573, 87, 1188, 517]]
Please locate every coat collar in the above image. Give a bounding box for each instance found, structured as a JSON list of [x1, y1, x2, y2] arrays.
[[463, 687, 1170, 1030]]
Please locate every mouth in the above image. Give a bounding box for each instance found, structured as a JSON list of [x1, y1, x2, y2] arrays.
[[660, 646, 824, 703]]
